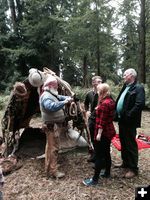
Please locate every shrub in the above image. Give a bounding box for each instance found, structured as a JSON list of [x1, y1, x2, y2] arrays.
[[0, 95, 10, 110], [72, 82, 150, 110], [72, 86, 91, 102]]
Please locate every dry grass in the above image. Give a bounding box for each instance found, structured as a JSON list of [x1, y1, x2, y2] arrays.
[[1, 111, 150, 200]]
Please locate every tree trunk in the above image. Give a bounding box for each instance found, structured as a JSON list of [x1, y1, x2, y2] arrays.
[[138, 0, 146, 83], [83, 55, 88, 87], [16, 0, 23, 22], [96, 34, 100, 76], [95, 0, 100, 76], [8, 0, 17, 33]]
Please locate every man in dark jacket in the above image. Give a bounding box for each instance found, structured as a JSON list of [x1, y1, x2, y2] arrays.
[[84, 76, 102, 113], [115, 68, 145, 178], [84, 76, 102, 161]]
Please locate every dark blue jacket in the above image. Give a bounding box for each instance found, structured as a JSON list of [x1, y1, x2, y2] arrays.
[[115, 82, 145, 128]]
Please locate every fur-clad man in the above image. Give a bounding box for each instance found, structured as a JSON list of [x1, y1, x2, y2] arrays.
[[39, 76, 72, 179]]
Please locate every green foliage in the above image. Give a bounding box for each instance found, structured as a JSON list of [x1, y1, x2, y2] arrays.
[[73, 82, 150, 110], [118, 0, 139, 70], [63, 0, 118, 84], [72, 79, 123, 103], [73, 86, 91, 102], [0, 70, 25, 93], [1, 83, 150, 111], [0, 0, 150, 92], [106, 80, 123, 100], [0, 95, 9, 110]]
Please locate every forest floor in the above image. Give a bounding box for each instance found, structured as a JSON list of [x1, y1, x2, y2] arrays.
[[0, 111, 150, 200]]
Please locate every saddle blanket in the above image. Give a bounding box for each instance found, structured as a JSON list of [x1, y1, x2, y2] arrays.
[[112, 134, 150, 151]]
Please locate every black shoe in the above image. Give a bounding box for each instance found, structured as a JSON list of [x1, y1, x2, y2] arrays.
[[99, 169, 110, 178], [100, 173, 110, 178], [87, 155, 96, 163]]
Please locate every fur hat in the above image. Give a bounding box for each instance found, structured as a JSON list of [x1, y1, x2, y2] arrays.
[[28, 68, 46, 87]]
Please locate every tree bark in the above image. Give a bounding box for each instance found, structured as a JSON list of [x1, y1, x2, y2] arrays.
[[8, 0, 17, 32], [95, 0, 100, 76], [138, 0, 146, 83], [83, 55, 88, 87], [16, 0, 23, 22]]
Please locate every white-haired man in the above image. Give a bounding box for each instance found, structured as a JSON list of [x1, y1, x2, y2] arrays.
[[115, 68, 145, 178], [39, 76, 72, 179]]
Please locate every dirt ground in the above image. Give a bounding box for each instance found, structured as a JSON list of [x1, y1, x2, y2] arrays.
[[1, 111, 150, 200]]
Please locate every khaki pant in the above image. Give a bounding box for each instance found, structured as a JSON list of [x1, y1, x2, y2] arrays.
[[43, 123, 64, 177]]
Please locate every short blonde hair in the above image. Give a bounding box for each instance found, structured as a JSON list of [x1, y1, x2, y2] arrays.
[[97, 83, 110, 99]]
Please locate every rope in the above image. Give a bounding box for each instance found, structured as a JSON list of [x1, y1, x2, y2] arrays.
[[69, 102, 78, 117]]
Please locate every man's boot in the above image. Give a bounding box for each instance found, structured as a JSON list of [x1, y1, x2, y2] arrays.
[[52, 171, 65, 179]]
